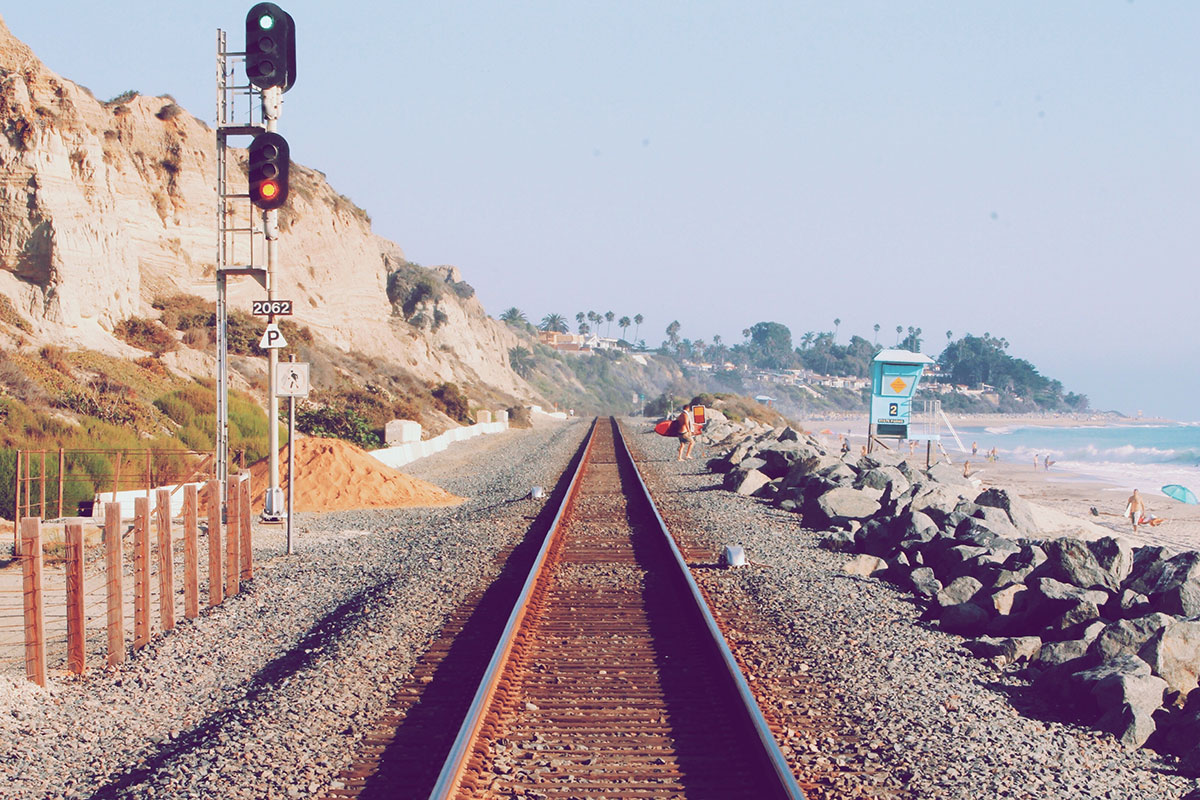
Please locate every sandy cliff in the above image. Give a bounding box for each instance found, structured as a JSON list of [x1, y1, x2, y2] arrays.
[[0, 15, 530, 399]]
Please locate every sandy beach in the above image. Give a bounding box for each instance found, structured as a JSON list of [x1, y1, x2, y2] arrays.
[[798, 415, 1200, 554]]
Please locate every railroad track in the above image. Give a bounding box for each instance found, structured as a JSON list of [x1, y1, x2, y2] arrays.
[[330, 417, 804, 799]]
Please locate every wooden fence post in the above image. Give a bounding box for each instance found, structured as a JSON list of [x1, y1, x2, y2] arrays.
[[65, 522, 85, 675], [156, 488, 175, 632], [12, 451, 19, 556], [104, 502, 125, 667], [133, 497, 151, 648], [58, 448, 65, 519], [225, 476, 240, 597], [184, 484, 199, 619], [21, 518, 46, 686], [206, 479, 222, 607], [239, 474, 253, 581]]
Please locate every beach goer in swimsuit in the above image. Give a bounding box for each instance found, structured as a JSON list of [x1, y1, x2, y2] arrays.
[[971, 441, 978, 456], [1126, 489, 1145, 533], [671, 407, 695, 461], [1044, 454, 1052, 471]]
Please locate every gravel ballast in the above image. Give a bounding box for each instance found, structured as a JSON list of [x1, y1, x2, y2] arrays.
[[625, 417, 1197, 800], [0, 418, 589, 799], [5, 414, 1197, 799]]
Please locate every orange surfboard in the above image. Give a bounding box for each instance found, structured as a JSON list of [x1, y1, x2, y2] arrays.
[[654, 420, 672, 436]]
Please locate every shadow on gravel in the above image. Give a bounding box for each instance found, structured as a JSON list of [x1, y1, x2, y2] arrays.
[[86, 579, 400, 800], [355, 426, 592, 799]]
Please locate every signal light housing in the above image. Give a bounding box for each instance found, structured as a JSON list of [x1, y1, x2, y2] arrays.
[[248, 131, 289, 210], [245, 2, 297, 92]]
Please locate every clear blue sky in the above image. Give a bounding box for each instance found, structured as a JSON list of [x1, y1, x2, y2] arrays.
[[5, 2, 1198, 419]]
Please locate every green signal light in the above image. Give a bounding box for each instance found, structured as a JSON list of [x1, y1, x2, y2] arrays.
[[258, 14, 276, 30]]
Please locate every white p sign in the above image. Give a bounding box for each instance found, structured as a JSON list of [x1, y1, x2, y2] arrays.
[[259, 322, 288, 350]]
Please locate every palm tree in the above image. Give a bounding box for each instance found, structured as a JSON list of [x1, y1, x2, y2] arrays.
[[500, 307, 526, 325], [895, 325, 903, 345], [508, 346, 535, 378], [666, 320, 681, 349], [576, 311, 585, 328], [873, 323, 881, 345], [604, 311, 615, 336], [800, 331, 815, 350], [578, 322, 590, 336], [946, 329, 953, 344], [833, 318, 841, 343], [618, 316, 631, 341], [540, 313, 568, 333], [633, 313, 643, 343]]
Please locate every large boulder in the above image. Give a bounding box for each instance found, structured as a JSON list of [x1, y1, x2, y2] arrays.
[[1138, 551, 1200, 617], [1088, 537, 1135, 587], [727, 468, 772, 497], [725, 438, 759, 467], [974, 487, 1039, 536], [1140, 619, 1200, 701], [1068, 656, 1167, 748], [1019, 578, 1107, 640], [926, 461, 971, 487], [856, 466, 911, 498], [1036, 638, 1093, 668], [1124, 545, 1171, 594], [936, 575, 984, 609], [818, 530, 858, 553], [1087, 614, 1174, 663], [910, 483, 970, 526], [1041, 538, 1123, 592], [940, 602, 990, 636], [757, 441, 822, 478], [841, 554, 889, 577], [812, 487, 881, 529], [985, 584, 1027, 617], [909, 566, 942, 600], [963, 635, 1042, 668]]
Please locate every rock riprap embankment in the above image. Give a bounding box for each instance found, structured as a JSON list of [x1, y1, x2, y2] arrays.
[[697, 411, 1200, 772]]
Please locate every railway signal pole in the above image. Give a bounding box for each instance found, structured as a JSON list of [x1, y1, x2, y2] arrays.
[[215, 4, 297, 521]]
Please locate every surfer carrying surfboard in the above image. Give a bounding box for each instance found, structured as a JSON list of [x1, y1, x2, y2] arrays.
[[670, 407, 696, 461], [1126, 489, 1146, 533]]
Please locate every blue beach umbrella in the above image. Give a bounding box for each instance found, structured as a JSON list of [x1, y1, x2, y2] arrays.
[[1162, 484, 1199, 505]]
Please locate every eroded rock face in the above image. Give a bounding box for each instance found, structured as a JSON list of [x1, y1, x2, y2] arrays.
[[0, 17, 531, 398]]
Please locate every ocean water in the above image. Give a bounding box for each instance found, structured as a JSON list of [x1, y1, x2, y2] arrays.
[[953, 423, 1200, 501]]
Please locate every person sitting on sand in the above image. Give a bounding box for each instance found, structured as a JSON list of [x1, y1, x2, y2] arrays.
[[1126, 489, 1146, 533]]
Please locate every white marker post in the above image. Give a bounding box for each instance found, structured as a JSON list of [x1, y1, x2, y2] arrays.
[[276, 359, 309, 554], [259, 322, 289, 522]]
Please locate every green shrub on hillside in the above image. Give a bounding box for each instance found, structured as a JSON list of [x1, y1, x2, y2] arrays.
[[432, 382, 471, 423], [154, 294, 211, 331], [114, 317, 176, 355], [294, 403, 380, 449]]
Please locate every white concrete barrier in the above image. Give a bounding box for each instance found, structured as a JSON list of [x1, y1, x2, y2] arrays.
[[92, 482, 206, 521], [370, 418, 510, 470]]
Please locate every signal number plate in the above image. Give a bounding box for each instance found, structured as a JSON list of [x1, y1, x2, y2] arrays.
[[251, 300, 293, 316]]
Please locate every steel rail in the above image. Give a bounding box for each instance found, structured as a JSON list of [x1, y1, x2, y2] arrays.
[[613, 418, 806, 799], [427, 417, 599, 799]]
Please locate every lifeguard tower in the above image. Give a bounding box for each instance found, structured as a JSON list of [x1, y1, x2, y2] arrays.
[[867, 349, 938, 460]]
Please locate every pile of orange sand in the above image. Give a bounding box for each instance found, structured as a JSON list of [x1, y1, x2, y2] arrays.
[[249, 437, 464, 512]]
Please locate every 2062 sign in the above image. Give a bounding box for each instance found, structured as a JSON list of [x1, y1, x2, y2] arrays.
[[251, 300, 293, 316]]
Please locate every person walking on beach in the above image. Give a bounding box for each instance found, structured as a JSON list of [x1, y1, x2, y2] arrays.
[[972, 441, 978, 456], [1126, 489, 1146, 533], [1034, 454, 1040, 470], [670, 407, 696, 461]]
